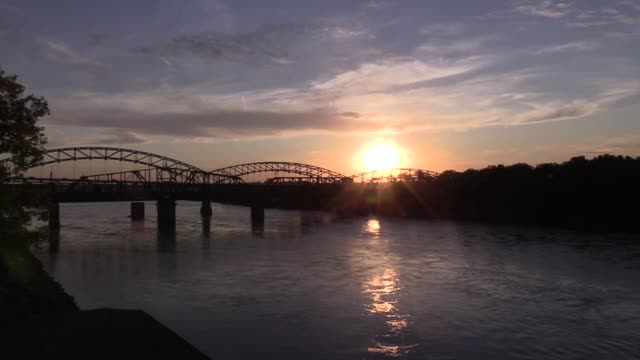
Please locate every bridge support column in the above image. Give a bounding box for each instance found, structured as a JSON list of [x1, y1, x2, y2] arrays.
[[200, 200, 212, 235], [131, 202, 145, 220], [251, 204, 265, 222], [157, 231, 176, 253], [202, 215, 211, 236], [200, 200, 212, 216], [48, 202, 60, 231], [156, 198, 176, 232], [251, 218, 264, 237]]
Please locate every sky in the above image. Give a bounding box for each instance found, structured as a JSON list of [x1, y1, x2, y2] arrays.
[[1, 0, 639, 174]]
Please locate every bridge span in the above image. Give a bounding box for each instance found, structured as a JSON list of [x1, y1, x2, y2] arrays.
[[1, 146, 439, 233]]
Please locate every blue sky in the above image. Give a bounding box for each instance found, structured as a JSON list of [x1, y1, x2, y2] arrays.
[[1, 0, 639, 172]]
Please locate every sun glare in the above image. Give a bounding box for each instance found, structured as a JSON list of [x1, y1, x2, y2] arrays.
[[363, 143, 400, 171]]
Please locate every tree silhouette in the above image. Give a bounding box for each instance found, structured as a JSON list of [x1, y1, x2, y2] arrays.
[[0, 67, 48, 178], [373, 155, 640, 230], [0, 67, 49, 245]]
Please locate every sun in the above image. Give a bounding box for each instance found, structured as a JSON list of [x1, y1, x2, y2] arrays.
[[363, 143, 400, 171]]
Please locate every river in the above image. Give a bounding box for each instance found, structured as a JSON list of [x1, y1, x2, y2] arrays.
[[34, 201, 640, 359]]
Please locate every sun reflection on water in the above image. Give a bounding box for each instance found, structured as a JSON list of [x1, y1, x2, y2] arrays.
[[364, 218, 381, 238], [364, 268, 399, 314], [361, 218, 417, 357]]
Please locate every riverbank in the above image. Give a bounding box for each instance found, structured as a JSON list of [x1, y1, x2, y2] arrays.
[[1, 245, 209, 359], [7, 308, 209, 359]]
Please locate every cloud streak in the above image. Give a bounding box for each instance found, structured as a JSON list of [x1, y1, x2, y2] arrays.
[[134, 24, 304, 64], [532, 41, 598, 54], [514, 0, 571, 18], [133, 21, 371, 65], [94, 129, 150, 145], [46, 97, 401, 139], [42, 39, 105, 69], [514, 0, 639, 27]]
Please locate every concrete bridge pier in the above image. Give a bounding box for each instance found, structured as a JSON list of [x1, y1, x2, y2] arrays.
[[201, 215, 211, 236], [156, 197, 176, 231], [251, 218, 264, 237], [131, 202, 145, 220], [200, 200, 212, 216], [157, 230, 176, 252], [251, 204, 265, 222], [200, 200, 212, 235], [48, 202, 60, 231]]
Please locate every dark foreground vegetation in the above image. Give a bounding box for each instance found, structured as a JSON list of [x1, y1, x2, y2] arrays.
[[332, 154, 640, 231]]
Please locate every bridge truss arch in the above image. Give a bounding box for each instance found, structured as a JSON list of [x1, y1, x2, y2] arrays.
[[74, 167, 242, 185], [211, 162, 348, 183], [350, 168, 439, 183], [0, 146, 207, 175]]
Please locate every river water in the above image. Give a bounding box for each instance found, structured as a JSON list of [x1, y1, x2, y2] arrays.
[[34, 201, 640, 359]]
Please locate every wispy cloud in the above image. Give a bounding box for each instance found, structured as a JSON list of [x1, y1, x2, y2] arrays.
[[310, 56, 480, 94], [514, 0, 572, 18], [319, 16, 373, 40], [42, 39, 106, 70], [134, 24, 306, 64], [45, 86, 403, 140], [515, 84, 639, 124], [532, 41, 598, 54], [516, 102, 597, 124], [514, 0, 639, 27], [94, 129, 150, 145], [134, 21, 371, 65]]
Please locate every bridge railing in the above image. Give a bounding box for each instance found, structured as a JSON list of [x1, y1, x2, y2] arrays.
[[265, 176, 353, 184], [81, 168, 242, 185]]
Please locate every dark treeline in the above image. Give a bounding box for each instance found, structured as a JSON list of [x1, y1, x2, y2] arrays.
[[331, 155, 640, 231]]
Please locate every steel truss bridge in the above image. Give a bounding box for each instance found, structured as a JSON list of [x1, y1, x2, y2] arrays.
[[1, 146, 439, 186], [1, 146, 442, 233]]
